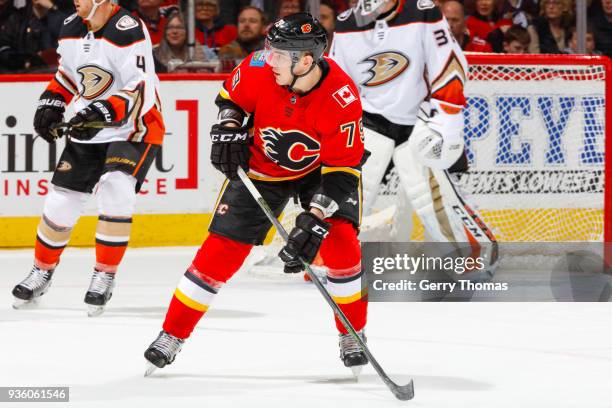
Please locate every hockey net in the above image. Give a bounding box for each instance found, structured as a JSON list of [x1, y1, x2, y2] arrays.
[[410, 54, 610, 247], [248, 54, 611, 276]]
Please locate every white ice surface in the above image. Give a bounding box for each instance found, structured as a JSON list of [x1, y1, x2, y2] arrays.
[[1, 247, 611, 408]]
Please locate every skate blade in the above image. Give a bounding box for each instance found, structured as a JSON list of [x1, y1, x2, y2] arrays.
[[350, 365, 363, 379], [87, 305, 105, 317], [12, 297, 40, 310], [144, 362, 158, 377]]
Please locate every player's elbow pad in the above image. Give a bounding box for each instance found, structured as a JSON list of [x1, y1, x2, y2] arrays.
[[214, 94, 246, 127]]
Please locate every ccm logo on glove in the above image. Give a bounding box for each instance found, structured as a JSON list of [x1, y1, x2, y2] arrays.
[[211, 131, 249, 143]]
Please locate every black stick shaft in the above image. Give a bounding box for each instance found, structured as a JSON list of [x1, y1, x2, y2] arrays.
[[236, 167, 414, 401]]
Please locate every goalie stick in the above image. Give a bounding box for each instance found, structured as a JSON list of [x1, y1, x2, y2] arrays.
[[237, 167, 415, 401]]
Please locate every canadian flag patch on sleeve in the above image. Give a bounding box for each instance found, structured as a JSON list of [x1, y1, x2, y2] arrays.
[[332, 85, 357, 108]]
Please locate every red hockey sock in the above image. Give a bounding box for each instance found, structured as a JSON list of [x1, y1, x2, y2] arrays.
[[320, 218, 368, 334], [162, 233, 252, 339], [95, 215, 132, 273], [34, 215, 72, 270]]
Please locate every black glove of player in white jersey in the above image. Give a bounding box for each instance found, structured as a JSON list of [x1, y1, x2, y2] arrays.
[[68, 100, 116, 141], [210, 124, 251, 180], [279, 211, 330, 273], [33, 91, 66, 143]]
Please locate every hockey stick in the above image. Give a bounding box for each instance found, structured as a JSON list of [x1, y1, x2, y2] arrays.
[[237, 167, 415, 401], [51, 121, 124, 131]]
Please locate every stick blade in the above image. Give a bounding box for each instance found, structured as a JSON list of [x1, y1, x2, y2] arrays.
[[389, 379, 414, 401]]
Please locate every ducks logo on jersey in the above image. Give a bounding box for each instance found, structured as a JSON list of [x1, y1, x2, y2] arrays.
[[77, 64, 115, 100], [359, 51, 409, 87], [260, 128, 320, 171]]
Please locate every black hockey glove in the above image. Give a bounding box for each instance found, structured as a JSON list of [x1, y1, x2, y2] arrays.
[[68, 100, 116, 141], [210, 124, 251, 180], [33, 91, 66, 143], [279, 211, 330, 273]]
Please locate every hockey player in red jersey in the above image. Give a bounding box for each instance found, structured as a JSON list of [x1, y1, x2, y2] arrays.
[[331, 0, 498, 274], [11, 0, 164, 316], [144, 13, 369, 376]]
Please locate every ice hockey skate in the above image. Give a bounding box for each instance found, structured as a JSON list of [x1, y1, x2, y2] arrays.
[[84, 270, 115, 317], [339, 330, 368, 378], [144, 331, 184, 376], [12, 266, 55, 309]]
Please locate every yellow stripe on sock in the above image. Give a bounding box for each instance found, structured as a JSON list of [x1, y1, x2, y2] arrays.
[[174, 287, 209, 312], [332, 290, 367, 305]]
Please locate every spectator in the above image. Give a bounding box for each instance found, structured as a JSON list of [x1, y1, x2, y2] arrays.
[[276, 0, 301, 19], [195, 0, 238, 49], [502, 24, 530, 52], [153, 11, 207, 72], [534, 0, 573, 53], [319, 0, 335, 54], [218, 5, 266, 69], [498, 0, 540, 52], [0, 0, 69, 73], [466, 0, 513, 50], [564, 26, 600, 54], [0, 0, 16, 29], [500, 0, 539, 26], [132, 0, 167, 45], [441, 0, 472, 50], [219, 0, 277, 26], [590, 0, 612, 57]]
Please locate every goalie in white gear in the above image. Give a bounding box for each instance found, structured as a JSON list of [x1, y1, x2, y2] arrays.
[[330, 0, 498, 275]]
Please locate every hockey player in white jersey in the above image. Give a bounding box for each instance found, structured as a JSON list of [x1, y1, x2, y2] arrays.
[[330, 0, 498, 274], [11, 0, 165, 316]]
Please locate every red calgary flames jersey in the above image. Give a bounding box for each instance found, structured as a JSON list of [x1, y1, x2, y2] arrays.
[[219, 51, 364, 181]]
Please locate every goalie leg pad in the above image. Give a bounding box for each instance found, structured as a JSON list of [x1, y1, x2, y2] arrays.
[[361, 127, 395, 215], [163, 233, 253, 339], [320, 218, 367, 333], [393, 141, 455, 242]]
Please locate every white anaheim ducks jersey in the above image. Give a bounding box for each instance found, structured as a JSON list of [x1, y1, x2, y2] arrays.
[[47, 6, 164, 144], [330, 0, 468, 126]]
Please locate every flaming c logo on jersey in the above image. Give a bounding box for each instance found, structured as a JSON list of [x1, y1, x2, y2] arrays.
[[260, 128, 320, 172], [77, 64, 115, 100], [301, 24, 312, 33], [359, 51, 409, 87]]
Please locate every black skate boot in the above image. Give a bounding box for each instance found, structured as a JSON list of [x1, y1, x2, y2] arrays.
[[84, 269, 115, 317], [339, 330, 368, 377], [144, 330, 185, 376], [12, 266, 55, 309]]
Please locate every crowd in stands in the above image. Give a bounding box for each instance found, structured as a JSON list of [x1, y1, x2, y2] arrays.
[[0, 0, 610, 74]]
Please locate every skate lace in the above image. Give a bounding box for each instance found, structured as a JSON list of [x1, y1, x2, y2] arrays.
[[155, 332, 183, 358], [88, 271, 114, 295], [340, 331, 365, 356], [21, 267, 51, 290]]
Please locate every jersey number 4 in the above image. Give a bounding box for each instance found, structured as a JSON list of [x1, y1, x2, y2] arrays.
[[136, 55, 146, 72], [340, 118, 364, 147]]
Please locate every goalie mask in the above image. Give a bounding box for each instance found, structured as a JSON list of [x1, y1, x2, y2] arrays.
[[353, 0, 402, 26]]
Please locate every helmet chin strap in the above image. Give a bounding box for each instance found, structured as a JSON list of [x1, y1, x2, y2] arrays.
[[288, 52, 318, 92], [86, 0, 108, 22]]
